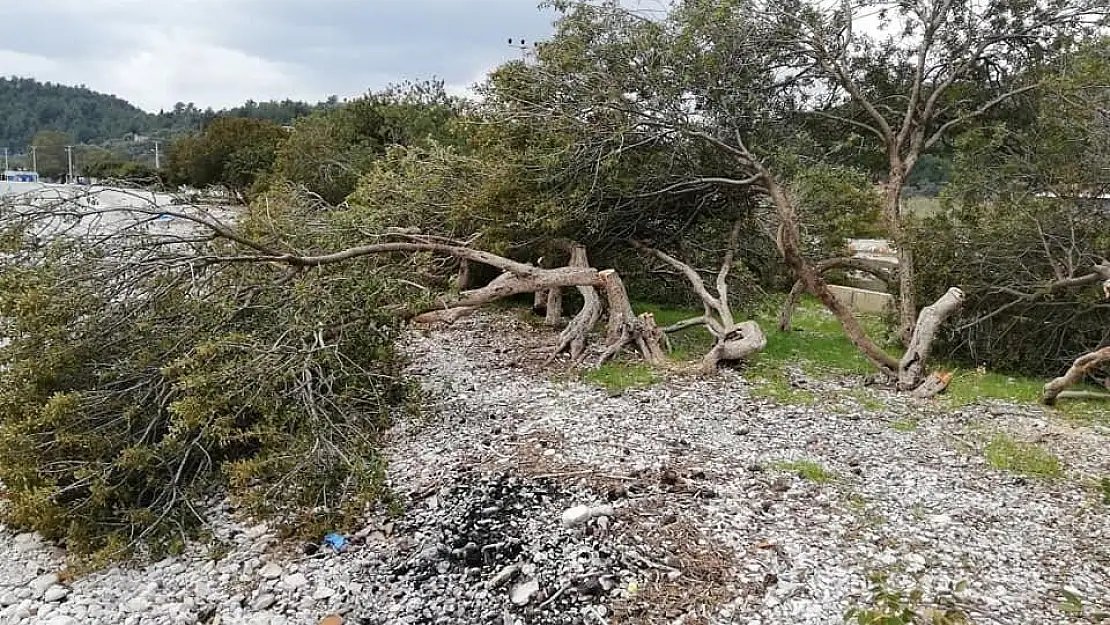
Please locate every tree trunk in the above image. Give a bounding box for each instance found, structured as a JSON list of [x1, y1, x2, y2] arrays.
[[551, 245, 603, 362], [414, 265, 601, 323], [597, 270, 666, 366], [533, 290, 548, 317], [779, 279, 808, 332], [1043, 346, 1110, 406], [882, 174, 916, 346], [896, 244, 917, 346], [544, 288, 563, 326], [457, 258, 475, 291], [603, 269, 635, 345], [779, 257, 895, 332], [702, 321, 767, 373], [897, 287, 965, 390]]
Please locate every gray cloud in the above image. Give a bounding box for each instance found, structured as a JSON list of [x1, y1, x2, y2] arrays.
[[0, 0, 555, 110]]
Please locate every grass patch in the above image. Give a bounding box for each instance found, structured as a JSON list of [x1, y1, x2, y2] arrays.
[[772, 459, 836, 483], [984, 434, 1062, 479], [754, 299, 894, 376], [944, 367, 1107, 422], [891, 418, 919, 432], [581, 362, 659, 393]]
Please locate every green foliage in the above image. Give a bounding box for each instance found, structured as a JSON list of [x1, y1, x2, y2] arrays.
[[0, 77, 149, 147], [913, 43, 1110, 377], [791, 164, 884, 259], [166, 117, 288, 200], [580, 363, 659, 393], [273, 82, 463, 204], [0, 190, 417, 557], [0, 77, 328, 150], [771, 459, 834, 483], [983, 435, 1063, 479], [846, 574, 971, 625]]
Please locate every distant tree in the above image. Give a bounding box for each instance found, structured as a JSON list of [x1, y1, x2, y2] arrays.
[[166, 117, 288, 201], [272, 82, 462, 204], [30, 130, 73, 180]]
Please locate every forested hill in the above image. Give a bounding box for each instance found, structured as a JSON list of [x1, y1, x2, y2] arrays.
[[0, 77, 150, 147], [0, 76, 328, 148]]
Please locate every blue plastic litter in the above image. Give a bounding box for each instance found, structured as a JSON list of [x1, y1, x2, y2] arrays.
[[323, 533, 348, 552]]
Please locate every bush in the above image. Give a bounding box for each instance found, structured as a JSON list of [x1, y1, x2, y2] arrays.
[[0, 192, 417, 558], [912, 196, 1109, 377]]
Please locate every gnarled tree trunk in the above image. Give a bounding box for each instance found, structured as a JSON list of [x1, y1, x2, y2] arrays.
[[597, 269, 667, 366], [551, 244, 604, 362], [779, 256, 896, 332]]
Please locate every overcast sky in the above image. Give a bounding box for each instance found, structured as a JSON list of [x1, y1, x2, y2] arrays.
[[0, 0, 556, 112]]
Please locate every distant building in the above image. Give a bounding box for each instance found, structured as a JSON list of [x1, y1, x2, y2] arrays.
[[2, 170, 40, 183]]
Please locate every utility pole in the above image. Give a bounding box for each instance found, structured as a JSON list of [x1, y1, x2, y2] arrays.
[[65, 145, 74, 184], [3, 147, 8, 172], [30, 146, 37, 173], [154, 141, 161, 169]]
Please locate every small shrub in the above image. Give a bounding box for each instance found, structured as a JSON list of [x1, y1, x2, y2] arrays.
[[984, 435, 1062, 479], [846, 573, 971, 625]]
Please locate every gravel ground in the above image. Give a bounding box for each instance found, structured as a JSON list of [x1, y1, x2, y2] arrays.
[[0, 311, 1107, 625]]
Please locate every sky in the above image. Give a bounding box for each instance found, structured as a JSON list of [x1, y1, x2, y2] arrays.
[[0, 0, 556, 112]]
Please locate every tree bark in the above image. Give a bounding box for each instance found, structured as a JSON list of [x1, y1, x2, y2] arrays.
[[597, 270, 666, 366], [544, 288, 564, 326], [897, 287, 965, 390], [1043, 346, 1110, 405], [702, 321, 767, 373], [551, 244, 603, 362], [767, 182, 901, 375], [910, 371, 952, 399], [603, 269, 635, 345]]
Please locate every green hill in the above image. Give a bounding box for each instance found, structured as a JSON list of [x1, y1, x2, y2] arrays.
[[0, 77, 329, 151], [0, 77, 152, 148]]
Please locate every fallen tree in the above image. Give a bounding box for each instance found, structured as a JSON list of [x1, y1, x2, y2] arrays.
[[1042, 267, 1110, 405]]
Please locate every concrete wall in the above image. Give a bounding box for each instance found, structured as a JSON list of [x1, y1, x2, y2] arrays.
[[828, 285, 893, 316]]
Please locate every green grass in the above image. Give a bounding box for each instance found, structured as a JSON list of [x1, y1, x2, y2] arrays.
[[891, 418, 919, 432], [984, 434, 1063, 479], [943, 367, 1107, 422], [624, 297, 1104, 419], [772, 459, 836, 483], [580, 362, 659, 393]]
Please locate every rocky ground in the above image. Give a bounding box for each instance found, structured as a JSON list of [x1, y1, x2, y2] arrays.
[[0, 311, 1108, 625]]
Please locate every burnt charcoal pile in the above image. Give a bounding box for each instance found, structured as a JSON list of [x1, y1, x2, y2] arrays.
[[352, 471, 642, 625]]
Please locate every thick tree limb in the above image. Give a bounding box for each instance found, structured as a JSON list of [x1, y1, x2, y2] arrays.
[[1043, 346, 1110, 406], [897, 288, 966, 390], [550, 244, 604, 362]]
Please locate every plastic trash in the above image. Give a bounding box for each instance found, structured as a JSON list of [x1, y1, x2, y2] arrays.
[[323, 533, 348, 553]]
